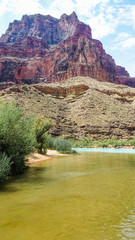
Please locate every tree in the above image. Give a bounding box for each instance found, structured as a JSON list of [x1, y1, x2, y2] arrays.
[[0, 153, 11, 182], [35, 117, 52, 154], [0, 99, 36, 178]]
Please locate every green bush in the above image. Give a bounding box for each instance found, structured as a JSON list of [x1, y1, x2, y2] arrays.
[[71, 137, 93, 148], [0, 99, 36, 177], [72, 136, 134, 148], [46, 135, 75, 154], [54, 138, 72, 153], [95, 140, 109, 148], [0, 153, 11, 182], [46, 135, 55, 149], [129, 138, 135, 147], [35, 118, 52, 154]]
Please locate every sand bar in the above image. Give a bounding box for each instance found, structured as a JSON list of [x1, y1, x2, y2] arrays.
[[28, 150, 66, 164]]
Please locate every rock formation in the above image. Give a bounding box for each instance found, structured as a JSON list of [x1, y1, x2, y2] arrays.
[[2, 76, 135, 140], [0, 12, 135, 87]]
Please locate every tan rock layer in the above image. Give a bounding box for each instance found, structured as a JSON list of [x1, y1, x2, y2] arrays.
[[34, 84, 89, 97], [2, 77, 135, 140]]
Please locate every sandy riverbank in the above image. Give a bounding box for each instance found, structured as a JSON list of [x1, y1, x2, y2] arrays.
[[28, 150, 67, 164]]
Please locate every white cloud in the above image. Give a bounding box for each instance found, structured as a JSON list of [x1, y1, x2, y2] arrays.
[[113, 0, 122, 2], [127, 5, 135, 29], [112, 32, 135, 50], [74, 1, 135, 40], [114, 32, 131, 42], [84, 2, 119, 38], [113, 5, 135, 31], [0, 0, 135, 40], [127, 63, 135, 77], [74, 0, 110, 16], [0, 0, 135, 41], [86, 13, 117, 38], [44, 0, 75, 18], [0, 0, 44, 16], [119, 38, 135, 49], [0, 0, 9, 15]]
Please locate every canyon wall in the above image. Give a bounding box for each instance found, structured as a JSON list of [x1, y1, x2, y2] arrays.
[[0, 12, 135, 87]]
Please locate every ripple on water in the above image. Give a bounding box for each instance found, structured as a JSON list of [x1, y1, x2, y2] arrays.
[[0, 152, 135, 240]]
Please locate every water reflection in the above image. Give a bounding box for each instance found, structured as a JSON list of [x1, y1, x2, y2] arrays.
[[0, 152, 135, 240], [115, 208, 135, 239]]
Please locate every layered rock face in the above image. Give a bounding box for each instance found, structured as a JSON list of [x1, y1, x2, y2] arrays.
[[2, 77, 135, 140], [0, 12, 135, 87]]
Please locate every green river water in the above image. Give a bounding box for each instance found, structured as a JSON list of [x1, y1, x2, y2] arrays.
[[1, 152, 135, 240]]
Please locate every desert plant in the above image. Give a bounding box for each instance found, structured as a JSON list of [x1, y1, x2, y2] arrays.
[[0, 153, 11, 182], [35, 118, 52, 154], [46, 134, 55, 149], [129, 138, 135, 147], [72, 136, 133, 148], [54, 138, 72, 153], [0, 99, 36, 176], [46, 135, 75, 154]]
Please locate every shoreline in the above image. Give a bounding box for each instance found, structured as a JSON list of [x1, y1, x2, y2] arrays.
[[73, 147, 135, 154], [28, 145, 135, 164], [28, 150, 67, 164], [72, 138, 135, 150], [80, 146, 135, 149]]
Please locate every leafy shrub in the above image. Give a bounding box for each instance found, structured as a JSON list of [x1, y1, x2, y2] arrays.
[[95, 140, 109, 148], [46, 134, 55, 149], [0, 99, 36, 177], [54, 138, 72, 153], [72, 136, 134, 148], [71, 137, 93, 148], [129, 139, 135, 147], [35, 118, 52, 154], [46, 135, 75, 154], [0, 153, 11, 182]]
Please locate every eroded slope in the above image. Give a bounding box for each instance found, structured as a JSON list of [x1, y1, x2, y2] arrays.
[[2, 76, 135, 140]]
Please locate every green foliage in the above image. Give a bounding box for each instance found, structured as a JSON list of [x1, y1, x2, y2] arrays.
[[0, 153, 11, 182], [54, 138, 72, 153], [106, 138, 128, 147], [72, 136, 135, 148], [35, 118, 52, 154], [0, 99, 36, 178], [46, 135, 76, 154], [46, 135, 55, 149], [71, 137, 93, 148], [94, 140, 109, 148], [129, 138, 135, 147], [0, 99, 78, 183], [35, 120, 75, 154]]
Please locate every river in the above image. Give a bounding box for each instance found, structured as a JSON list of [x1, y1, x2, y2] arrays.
[[1, 150, 135, 240]]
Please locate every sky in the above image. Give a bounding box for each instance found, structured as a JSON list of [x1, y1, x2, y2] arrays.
[[0, 0, 135, 77]]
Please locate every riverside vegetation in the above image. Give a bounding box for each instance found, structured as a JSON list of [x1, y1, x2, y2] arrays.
[[0, 99, 74, 183], [1, 98, 135, 184], [71, 137, 135, 148]]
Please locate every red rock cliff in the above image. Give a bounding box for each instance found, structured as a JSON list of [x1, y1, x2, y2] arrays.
[[0, 12, 135, 87]]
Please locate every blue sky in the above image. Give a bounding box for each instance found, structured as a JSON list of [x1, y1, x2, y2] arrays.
[[0, 0, 135, 77]]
